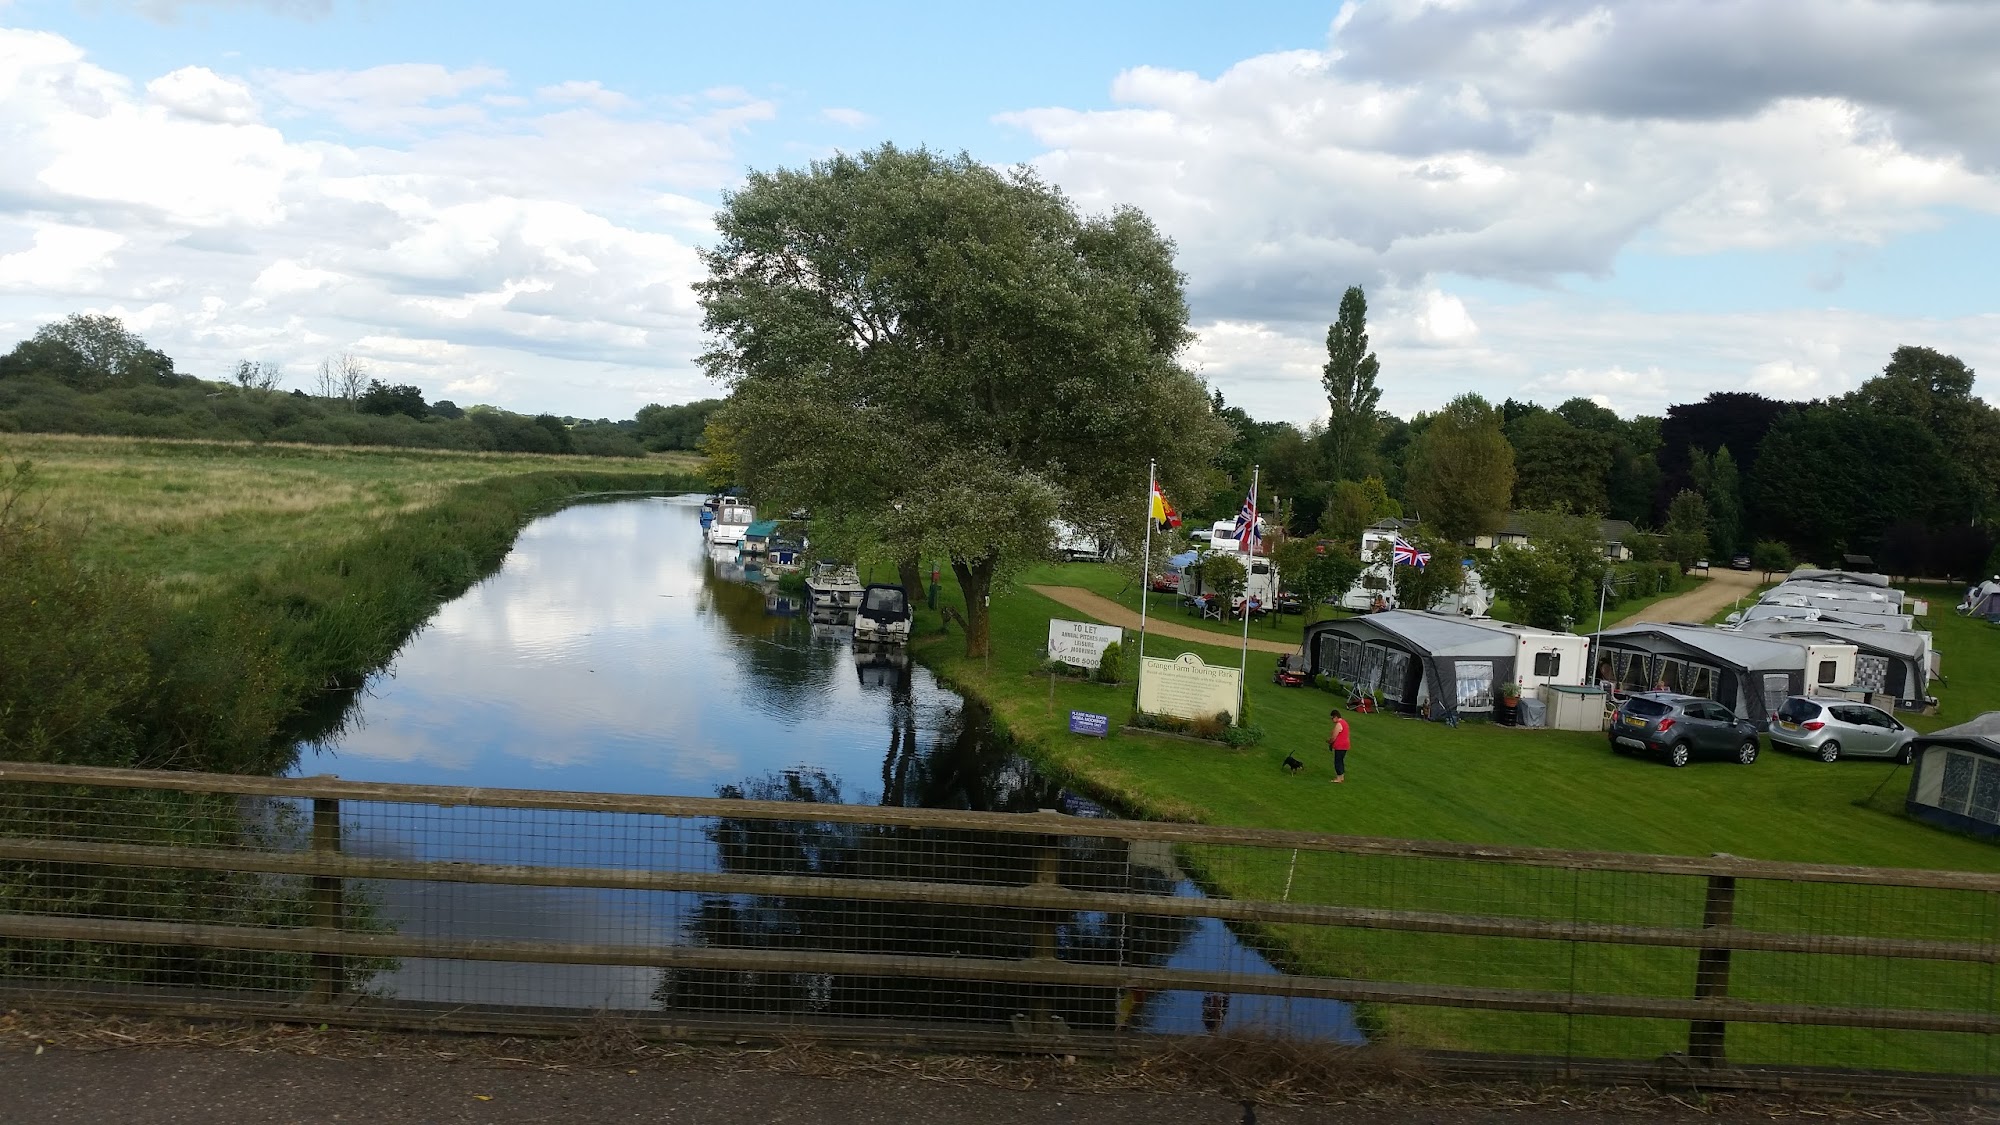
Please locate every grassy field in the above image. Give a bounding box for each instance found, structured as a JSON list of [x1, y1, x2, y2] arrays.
[[911, 574, 2000, 1069], [1, 433, 692, 773], [1, 433, 698, 598]]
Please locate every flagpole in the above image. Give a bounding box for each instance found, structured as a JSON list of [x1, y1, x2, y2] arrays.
[[1138, 459, 1155, 664], [1238, 464, 1259, 719]]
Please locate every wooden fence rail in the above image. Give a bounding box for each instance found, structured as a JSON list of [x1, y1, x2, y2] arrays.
[[0, 760, 1995, 1073]]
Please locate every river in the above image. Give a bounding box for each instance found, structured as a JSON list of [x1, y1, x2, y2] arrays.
[[299, 495, 1359, 1042]]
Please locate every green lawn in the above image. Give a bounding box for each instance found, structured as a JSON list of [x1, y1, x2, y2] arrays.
[[913, 575, 2000, 1070]]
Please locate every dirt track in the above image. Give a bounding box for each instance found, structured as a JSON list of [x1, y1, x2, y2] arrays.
[[1026, 585, 1298, 655], [1610, 569, 1763, 627]]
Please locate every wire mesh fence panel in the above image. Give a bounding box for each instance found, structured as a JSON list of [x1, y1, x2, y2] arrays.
[[0, 762, 1994, 1084]]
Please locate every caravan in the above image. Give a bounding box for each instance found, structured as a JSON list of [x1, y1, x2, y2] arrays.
[[1339, 526, 1403, 611], [1177, 518, 1278, 607]]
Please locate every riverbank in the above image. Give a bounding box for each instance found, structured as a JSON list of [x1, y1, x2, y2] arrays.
[[1, 434, 694, 773], [907, 577, 2000, 1069]]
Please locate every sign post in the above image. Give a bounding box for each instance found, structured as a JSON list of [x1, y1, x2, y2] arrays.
[[1047, 619, 1125, 670], [1068, 711, 1110, 738]]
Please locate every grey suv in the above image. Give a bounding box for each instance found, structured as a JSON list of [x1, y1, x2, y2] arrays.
[[1768, 696, 1916, 763], [1608, 692, 1761, 767]]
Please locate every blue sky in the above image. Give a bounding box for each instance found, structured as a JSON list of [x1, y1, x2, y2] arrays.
[[1, 0, 1995, 422]]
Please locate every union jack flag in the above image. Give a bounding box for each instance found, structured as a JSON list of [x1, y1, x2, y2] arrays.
[[1231, 483, 1261, 553], [1392, 536, 1430, 569]]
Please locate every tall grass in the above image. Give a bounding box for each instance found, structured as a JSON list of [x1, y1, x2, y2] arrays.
[[0, 439, 693, 774]]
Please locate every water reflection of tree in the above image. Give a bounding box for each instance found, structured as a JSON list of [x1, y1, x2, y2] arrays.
[[655, 685, 1196, 1030], [697, 550, 842, 711]]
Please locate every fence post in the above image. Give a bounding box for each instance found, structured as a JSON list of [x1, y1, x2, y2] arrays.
[[310, 796, 345, 1004], [1687, 872, 1737, 1065]]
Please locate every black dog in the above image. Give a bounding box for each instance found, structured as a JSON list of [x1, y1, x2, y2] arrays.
[[1281, 752, 1304, 774]]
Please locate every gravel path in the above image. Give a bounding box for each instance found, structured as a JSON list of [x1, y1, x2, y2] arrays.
[[1026, 585, 1299, 655], [1610, 569, 1763, 628]]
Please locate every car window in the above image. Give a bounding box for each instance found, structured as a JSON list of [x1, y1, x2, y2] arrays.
[[1829, 705, 1867, 724], [1776, 697, 1820, 723], [1698, 703, 1731, 722], [1624, 698, 1669, 719], [1858, 707, 1894, 729]]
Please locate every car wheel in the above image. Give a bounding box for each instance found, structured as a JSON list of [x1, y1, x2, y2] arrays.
[[1667, 744, 1690, 768], [1896, 744, 1913, 766], [1817, 741, 1841, 764], [1736, 740, 1759, 765]]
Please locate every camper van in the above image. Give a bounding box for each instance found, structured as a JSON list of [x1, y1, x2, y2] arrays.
[[1177, 518, 1278, 606], [1339, 528, 1402, 611]]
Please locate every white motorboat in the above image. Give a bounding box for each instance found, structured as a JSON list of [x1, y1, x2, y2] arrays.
[[706, 501, 755, 547], [804, 561, 864, 610]]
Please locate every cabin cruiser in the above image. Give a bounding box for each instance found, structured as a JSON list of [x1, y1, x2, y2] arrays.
[[804, 561, 865, 610], [854, 583, 913, 645], [706, 501, 755, 547]]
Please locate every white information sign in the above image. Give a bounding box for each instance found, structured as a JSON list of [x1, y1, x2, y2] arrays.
[[1137, 653, 1243, 724], [1047, 619, 1125, 669]]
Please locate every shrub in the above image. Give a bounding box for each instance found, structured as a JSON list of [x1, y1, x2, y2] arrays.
[[1221, 723, 1265, 748], [1094, 641, 1122, 684]]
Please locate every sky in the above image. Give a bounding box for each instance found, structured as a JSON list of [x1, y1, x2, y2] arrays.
[[1, 0, 1996, 424]]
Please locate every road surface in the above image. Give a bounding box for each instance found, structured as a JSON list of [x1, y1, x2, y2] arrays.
[[1027, 585, 1299, 655], [0, 1045, 1848, 1125], [1610, 569, 1763, 628]]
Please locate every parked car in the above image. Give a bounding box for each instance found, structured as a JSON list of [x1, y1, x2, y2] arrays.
[[1607, 692, 1761, 767], [1730, 554, 1751, 570], [1768, 696, 1916, 764]]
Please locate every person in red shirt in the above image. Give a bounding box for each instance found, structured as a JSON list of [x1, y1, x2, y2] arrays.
[[1327, 708, 1351, 783]]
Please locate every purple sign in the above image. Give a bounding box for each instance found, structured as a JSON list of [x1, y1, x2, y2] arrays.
[[1068, 710, 1110, 738]]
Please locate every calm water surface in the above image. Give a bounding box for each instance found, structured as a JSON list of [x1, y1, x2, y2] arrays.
[[300, 496, 1359, 1041]]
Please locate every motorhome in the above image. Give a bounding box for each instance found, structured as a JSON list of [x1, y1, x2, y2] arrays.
[[1339, 527, 1403, 611], [1176, 518, 1278, 606]]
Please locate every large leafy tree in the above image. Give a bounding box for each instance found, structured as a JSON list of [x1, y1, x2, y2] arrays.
[[1404, 393, 1514, 543], [1688, 444, 1743, 558], [1481, 510, 1610, 631], [1508, 409, 1611, 513], [698, 145, 1223, 656], [1662, 489, 1711, 571], [0, 313, 176, 392], [1320, 285, 1382, 481], [1753, 401, 1966, 562]]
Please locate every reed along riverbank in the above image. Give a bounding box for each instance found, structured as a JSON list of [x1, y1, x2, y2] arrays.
[[1, 435, 696, 775]]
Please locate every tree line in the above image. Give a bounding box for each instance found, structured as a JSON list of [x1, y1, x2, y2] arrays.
[[0, 313, 722, 457], [699, 145, 1999, 654], [1208, 290, 2000, 585]]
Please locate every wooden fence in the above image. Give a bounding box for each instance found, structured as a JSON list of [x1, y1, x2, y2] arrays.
[[0, 760, 1993, 1092]]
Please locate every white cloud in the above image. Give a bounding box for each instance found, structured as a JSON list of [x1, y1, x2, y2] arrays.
[[261, 62, 506, 132], [147, 65, 260, 124], [0, 29, 747, 414], [992, 1, 2000, 421], [0, 224, 126, 291], [537, 80, 631, 112], [1415, 288, 1477, 343]]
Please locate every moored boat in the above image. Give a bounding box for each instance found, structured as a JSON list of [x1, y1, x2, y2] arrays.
[[854, 583, 912, 645], [804, 561, 864, 610]]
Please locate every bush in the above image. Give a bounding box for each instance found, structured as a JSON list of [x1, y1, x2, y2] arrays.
[[1221, 723, 1265, 748], [1094, 641, 1122, 684]]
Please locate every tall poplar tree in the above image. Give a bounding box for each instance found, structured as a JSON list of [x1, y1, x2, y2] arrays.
[[1321, 285, 1382, 481]]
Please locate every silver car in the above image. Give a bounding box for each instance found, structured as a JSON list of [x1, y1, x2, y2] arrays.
[[1768, 697, 1916, 764]]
